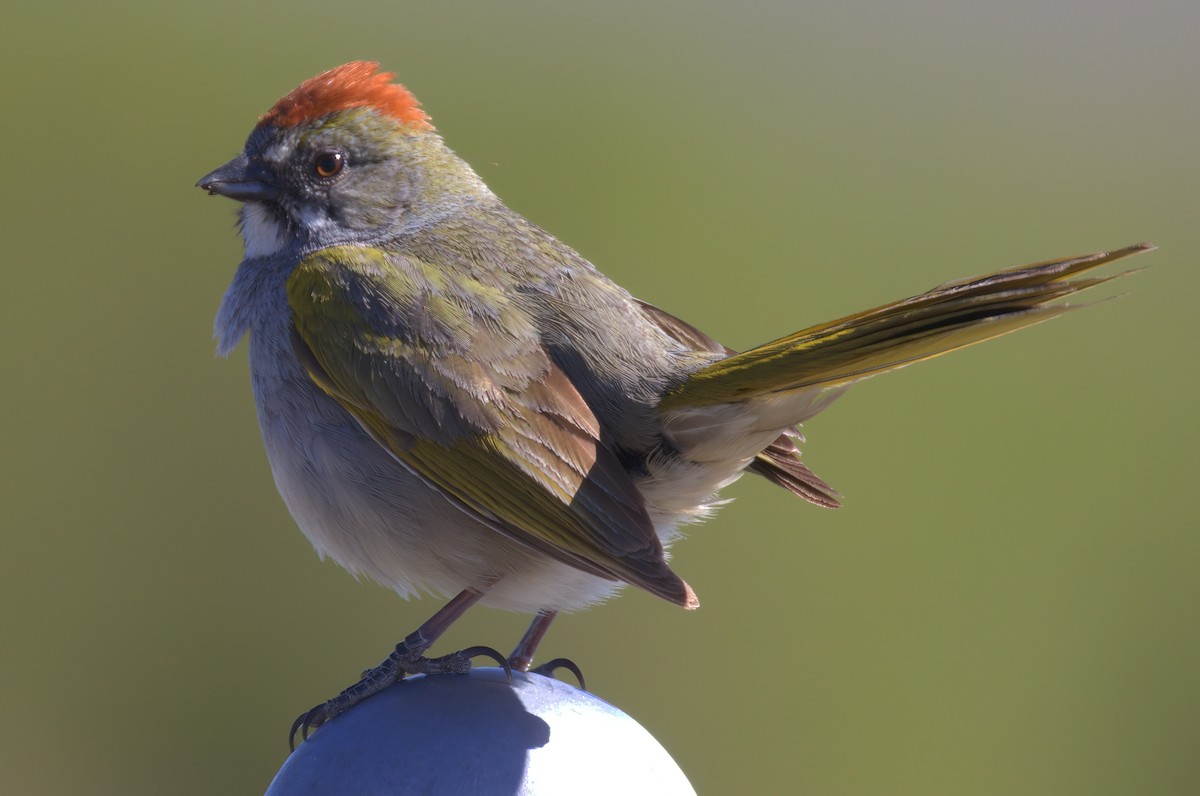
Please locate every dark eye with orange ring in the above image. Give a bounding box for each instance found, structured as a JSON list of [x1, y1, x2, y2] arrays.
[[313, 151, 344, 179]]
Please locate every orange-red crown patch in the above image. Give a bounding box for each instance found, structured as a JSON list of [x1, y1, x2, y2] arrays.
[[258, 62, 433, 131]]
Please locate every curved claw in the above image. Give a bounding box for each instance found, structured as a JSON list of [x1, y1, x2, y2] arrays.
[[288, 644, 515, 750], [289, 703, 331, 751], [530, 657, 587, 690], [458, 644, 513, 682], [288, 713, 304, 752]]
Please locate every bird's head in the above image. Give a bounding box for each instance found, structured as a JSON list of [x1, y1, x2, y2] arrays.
[[198, 62, 489, 255]]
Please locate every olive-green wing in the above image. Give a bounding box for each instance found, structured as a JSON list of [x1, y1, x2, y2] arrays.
[[288, 246, 697, 608]]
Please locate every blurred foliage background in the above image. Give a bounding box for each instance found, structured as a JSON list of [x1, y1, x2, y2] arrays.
[[3, 1, 1197, 793]]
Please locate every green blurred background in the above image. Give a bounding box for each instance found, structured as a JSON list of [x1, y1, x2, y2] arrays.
[[4, 1, 1197, 793]]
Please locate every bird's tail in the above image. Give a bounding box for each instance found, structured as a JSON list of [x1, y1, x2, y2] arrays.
[[663, 243, 1151, 412], [653, 243, 1151, 487]]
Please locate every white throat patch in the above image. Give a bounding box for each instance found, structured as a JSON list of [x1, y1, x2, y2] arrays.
[[241, 202, 286, 257]]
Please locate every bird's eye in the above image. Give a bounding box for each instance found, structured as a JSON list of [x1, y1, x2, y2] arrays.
[[313, 151, 344, 179]]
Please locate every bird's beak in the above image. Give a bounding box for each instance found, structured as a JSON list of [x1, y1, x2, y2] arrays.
[[197, 153, 279, 202]]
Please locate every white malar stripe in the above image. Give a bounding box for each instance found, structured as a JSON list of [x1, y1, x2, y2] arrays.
[[241, 202, 286, 257]]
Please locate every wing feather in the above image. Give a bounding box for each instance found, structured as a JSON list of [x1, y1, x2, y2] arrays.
[[287, 246, 697, 607]]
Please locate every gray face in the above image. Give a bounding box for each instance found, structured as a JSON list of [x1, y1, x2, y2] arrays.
[[199, 105, 493, 259], [239, 110, 418, 250]]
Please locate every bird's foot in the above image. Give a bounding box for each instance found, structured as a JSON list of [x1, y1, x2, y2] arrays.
[[289, 643, 510, 749], [529, 657, 587, 690]]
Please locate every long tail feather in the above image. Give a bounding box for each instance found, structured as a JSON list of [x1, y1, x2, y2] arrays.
[[662, 243, 1152, 409]]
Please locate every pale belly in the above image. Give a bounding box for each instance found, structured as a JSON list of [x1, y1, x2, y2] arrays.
[[248, 332, 624, 614]]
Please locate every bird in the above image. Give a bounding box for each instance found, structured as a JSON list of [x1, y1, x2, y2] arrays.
[[197, 61, 1149, 744]]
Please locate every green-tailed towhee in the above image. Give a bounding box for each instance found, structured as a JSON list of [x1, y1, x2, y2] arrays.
[[198, 62, 1149, 743]]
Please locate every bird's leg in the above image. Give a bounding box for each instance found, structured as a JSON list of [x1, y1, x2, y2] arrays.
[[290, 587, 510, 748], [508, 610, 557, 672], [509, 611, 588, 690]]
